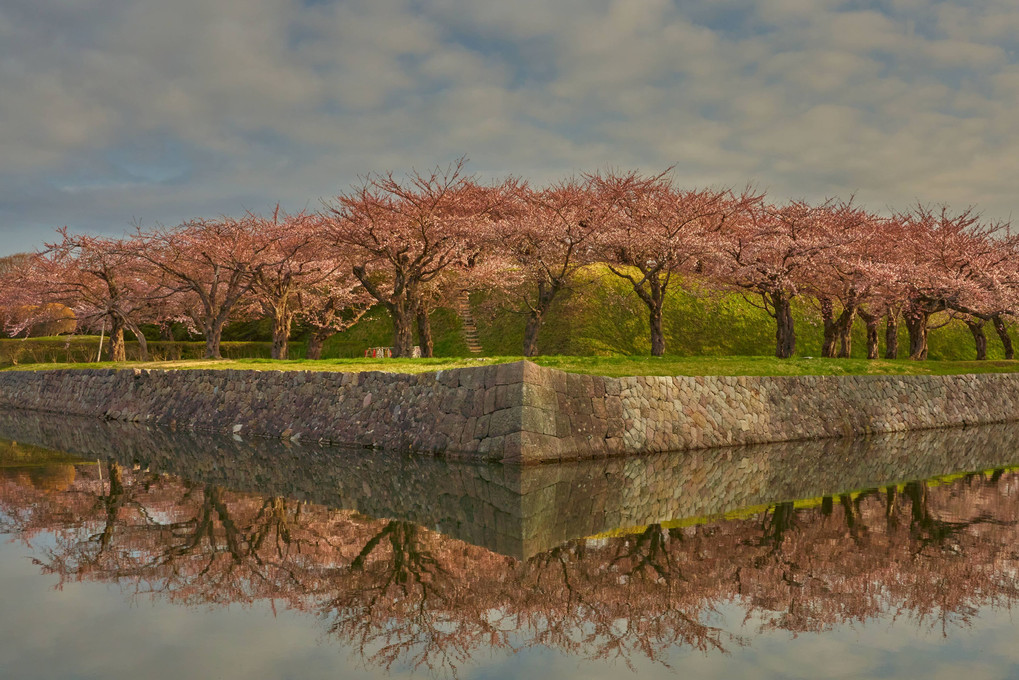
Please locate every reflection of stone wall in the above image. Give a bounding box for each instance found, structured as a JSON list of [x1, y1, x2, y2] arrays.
[[3, 409, 1019, 559], [4, 363, 1019, 462]]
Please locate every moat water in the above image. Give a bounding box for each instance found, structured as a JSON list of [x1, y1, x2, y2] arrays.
[[3, 409, 1019, 679]]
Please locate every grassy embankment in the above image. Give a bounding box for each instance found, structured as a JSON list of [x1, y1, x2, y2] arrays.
[[6, 356, 1019, 377], [2, 267, 1015, 375]]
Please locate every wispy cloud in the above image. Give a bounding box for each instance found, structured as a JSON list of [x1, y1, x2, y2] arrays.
[[1, 0, 1017, 253]]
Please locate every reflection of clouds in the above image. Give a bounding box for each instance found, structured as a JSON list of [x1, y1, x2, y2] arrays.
[[0, 541, 390, 680], [3, 1, 1019, 253]]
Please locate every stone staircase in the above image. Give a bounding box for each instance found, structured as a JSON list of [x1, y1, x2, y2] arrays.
[[456, 291, 483, 354]]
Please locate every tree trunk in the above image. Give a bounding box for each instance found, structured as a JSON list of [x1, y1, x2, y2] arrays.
[[390, 300, 416, 358], [125, 320, 149, 361], [416, 306, 433, 358], [905, 309, 929, 360], [885, 312, 899, 359], [613, 266, 669, 357], [271, 310, 294, 360], [992, 315, 1015, 360], [649, 305, 665, 357], [835, 306, 857, 358], [108, 317, 126, 362], [306, 329, 334, 360], [204, 321, 224, 359], [352, 265, 418, 358], [522, 281, 561, 357], [648, 276, 666, 357], [859, 311, 879, 359], [966, 318, 988, 360], [523, 311, 542, 357], [770, 292, 796, 358], [820, 297, 838, 358]]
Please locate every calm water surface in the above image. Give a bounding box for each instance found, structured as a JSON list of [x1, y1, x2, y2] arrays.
[[3, 409, 1019, 679]]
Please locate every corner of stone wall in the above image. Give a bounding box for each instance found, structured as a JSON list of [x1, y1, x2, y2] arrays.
[[514, 361, 564, 463], [511, 360, 635, 463]]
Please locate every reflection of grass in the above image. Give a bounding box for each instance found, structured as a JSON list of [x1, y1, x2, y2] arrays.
[[7, 355, 1019, 376], [588, 466, 1019, 540], [0, 440, 91, 467]]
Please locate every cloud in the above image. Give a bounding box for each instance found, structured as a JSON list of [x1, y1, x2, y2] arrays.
[[1, 0, 1018, 254]]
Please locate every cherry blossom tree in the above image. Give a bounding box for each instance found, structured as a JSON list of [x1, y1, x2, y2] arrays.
[[890, 206, 1012, 360], [244, 209, 355, 360], [299, 283, 373, 360], [324, 159, 517, 357], [707, 199, 841, 358], [0, 253, 48, 338], [938, 226, 1019, 360], [486, 179, 607, 356], [37, 229, 161, 361], [591, 170, 758, 356], [808, 204, 892, 358], [293, 231, 374, 361], [133, 216, 277, 359]]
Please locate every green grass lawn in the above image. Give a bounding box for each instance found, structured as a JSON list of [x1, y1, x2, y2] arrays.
[[532, 355, 1019, 376], [6, 355, 1019, 377]]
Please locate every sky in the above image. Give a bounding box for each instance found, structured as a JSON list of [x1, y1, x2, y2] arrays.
[[2, 0, 1019, 255]]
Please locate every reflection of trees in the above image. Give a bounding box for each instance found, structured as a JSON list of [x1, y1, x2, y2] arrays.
[[2, 462, 355, 607], [324, 520, 513, 675], [523, 524, 739, 668], [4, 464, 1019, 676]]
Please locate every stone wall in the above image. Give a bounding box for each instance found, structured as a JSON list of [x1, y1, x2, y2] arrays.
[[0, 362, 533, 460], [516, 364, 1019, 461], [2, 362, 1019, 463]]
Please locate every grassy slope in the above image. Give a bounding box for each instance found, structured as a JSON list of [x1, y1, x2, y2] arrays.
[[2, 266, 1008, 370], [472, 266, 1000, 361]]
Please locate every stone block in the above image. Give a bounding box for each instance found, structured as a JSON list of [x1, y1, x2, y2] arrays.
[[483, 387, 498, 414], [521, 405, 557, 436], [478, 435, 505, 459], [501, 432, 524, 463], [436, 369, 460, 389], [522, 382, 557, 411], [518, 431, 560, 462], [495, 384, 522, 410], [460, 366, 485, 390], [495, 360, 524, 386], [605, 417, 625, 438], [489, 406, 522, 437], [474, 414, 491, 439], [556, 414, 572, 438], [521, 360, 552, 388]]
